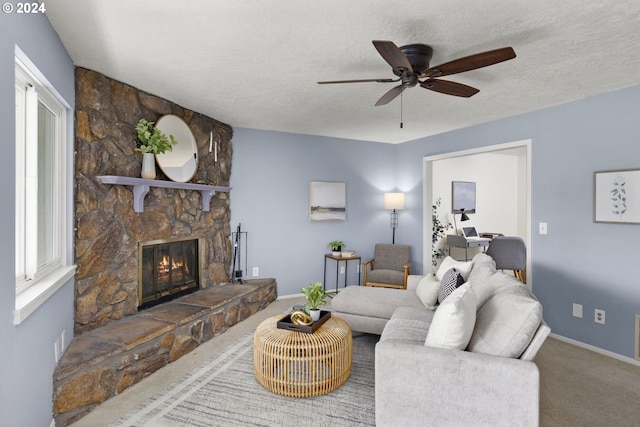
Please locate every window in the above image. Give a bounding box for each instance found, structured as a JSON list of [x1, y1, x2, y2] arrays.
[[14, 53, 75, 323]]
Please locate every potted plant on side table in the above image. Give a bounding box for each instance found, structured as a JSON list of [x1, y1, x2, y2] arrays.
[[328, 240, 345, 256], [135, 118, 178, 179], [300, 282, 328, 321]]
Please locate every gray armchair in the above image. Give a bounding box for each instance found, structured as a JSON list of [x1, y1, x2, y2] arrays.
[[486, 236, 526, 282], [363, 244, 411, 289]]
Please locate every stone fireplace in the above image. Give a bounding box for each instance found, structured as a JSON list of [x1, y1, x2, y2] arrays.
[[55, 67, 279, 427], [138, 237, 202, 309], [74, 67, 234, 333]]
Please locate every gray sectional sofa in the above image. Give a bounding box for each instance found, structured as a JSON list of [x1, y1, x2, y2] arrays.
[[330, 253, 550, 427]]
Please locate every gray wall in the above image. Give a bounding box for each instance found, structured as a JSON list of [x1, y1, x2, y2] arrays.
[[230, 128, 399, 295], [1, 12, 75, 426], [232, 85, 640, 361]]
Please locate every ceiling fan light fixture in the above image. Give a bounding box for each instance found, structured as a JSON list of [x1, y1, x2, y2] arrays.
[[318, 40, 516, 106]]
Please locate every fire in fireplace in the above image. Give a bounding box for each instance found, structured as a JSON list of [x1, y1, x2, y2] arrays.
[[138, 237, 202, 309]]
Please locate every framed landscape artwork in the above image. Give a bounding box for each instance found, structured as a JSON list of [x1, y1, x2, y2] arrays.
[[594, 168, 640, 224], [309, 181, 346, 222], [452, 181, 476, 214]]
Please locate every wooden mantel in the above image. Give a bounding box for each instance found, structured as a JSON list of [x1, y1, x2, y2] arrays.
[[97, 175, 231, 213]]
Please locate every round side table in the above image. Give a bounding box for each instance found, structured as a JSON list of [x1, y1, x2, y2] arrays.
[[253, 314, 352, 397]]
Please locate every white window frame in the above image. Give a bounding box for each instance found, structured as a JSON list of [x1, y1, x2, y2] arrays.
[[14, 49, 75, 324]]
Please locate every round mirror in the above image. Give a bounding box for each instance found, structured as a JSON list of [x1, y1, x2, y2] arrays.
[[154, 115, 198, 182]]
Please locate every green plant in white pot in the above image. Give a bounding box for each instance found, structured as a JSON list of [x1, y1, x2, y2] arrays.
[[328, 240, 345, 256], [300, 282, 328, 321], [135, 118, 178, 179]]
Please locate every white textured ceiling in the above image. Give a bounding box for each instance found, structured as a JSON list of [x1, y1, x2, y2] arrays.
[[45, 0, 640, 144]]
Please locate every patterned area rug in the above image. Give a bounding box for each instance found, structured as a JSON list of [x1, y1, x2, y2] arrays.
[[111, 332, 379, 427]]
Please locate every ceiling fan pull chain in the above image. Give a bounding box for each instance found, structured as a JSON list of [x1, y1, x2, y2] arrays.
[[400, 92, 404, 128]]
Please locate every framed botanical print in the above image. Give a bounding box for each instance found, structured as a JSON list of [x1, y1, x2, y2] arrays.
[[594, 169, 640, 224]]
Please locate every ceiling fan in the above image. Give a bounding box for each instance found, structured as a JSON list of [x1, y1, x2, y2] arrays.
[[318, 40, 516, 106]]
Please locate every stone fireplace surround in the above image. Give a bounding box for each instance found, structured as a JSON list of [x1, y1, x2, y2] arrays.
[[74, 67, 234, 334], [52, 69, 278, 426]]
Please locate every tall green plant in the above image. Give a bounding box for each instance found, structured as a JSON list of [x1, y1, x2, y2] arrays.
[[432, 197, 452, 267]]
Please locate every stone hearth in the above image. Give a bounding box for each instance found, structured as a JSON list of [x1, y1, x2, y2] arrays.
[[53, 279, 277, 427]]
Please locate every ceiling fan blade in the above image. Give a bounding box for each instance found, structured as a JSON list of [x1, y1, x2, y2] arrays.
[[424, 47, 516, 77], [375, 84, 406, 106], [372, 40, 413, 75], [317, 78, 396, 84], [420, 79, 479, 98]]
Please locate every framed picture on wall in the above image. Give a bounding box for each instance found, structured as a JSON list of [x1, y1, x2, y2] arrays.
[[309, 180, 346, 222], [452, 181, 476, 214], [594, 169, 640, 224]]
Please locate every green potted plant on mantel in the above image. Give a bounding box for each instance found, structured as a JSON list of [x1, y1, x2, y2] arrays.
[[135, 118, 178, 179], [300, 282, 328, 321], [328, 240, 345, 256]]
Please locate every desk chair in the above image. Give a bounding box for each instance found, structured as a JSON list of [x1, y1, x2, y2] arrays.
[[486, 236, 526, 282]]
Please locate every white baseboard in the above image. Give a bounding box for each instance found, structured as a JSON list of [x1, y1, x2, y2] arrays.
[[276, 293, 305, 300], [550, 333, 640, 368]]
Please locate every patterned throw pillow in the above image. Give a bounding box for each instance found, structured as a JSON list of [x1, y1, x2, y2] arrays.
[[438, 268, 465, 304]]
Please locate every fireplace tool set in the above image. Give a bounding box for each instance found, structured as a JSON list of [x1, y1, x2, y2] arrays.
[[231, 223, 247, 283]]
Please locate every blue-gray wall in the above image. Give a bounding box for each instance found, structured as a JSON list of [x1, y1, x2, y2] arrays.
[[1, 11, 75, 426], [230, 129, 399, 294], [232, 85, 640, 361]]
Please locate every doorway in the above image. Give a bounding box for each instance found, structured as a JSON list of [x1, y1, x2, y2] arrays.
[[423, 139, 532, 284]]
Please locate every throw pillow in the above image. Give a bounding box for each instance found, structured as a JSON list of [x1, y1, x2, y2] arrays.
[[467, 285, 542, 358], [415, 274, 440, 310], [436, 256, 473, 281], [438, 268, 465, 304], [425, 283, 477, 350]]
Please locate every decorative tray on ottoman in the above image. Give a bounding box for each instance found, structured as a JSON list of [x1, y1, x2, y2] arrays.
[[277, 310, 331, 333]]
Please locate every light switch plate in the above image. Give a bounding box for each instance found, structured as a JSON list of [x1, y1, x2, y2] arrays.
[[539, 222, 548, 235]]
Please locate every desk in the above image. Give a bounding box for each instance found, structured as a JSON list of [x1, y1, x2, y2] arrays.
[[323, 254, 362, 293], [447, 235, 491, 261]]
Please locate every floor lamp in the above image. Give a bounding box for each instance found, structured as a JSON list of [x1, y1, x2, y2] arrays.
[[384, 192, 405, 244]]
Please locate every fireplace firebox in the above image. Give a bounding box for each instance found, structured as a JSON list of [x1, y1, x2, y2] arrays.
[[138, 237, 202, 309]]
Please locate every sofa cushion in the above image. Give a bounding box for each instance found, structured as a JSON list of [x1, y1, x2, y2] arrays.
[[435, 256, 473, 281], [380, 318, 430, 344], [391, 306, 435, 323], [467, 285, 542, 358], [425, 283, 476, 350], [415, 274, 440, 310], [367, 269, 405, 286], [473, 271, 520, 310], [438, 268, 465, 304], [466, 253, 497, 288], [330, 285, 424, 319]]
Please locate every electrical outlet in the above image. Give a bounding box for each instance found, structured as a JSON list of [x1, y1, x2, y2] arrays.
[[340, 265, 345, 274], [573, 303, 583, 318], [595, 309, 605, 324], [252, 267, 259, 277]]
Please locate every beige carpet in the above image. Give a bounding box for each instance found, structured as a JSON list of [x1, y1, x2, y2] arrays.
[[71, 296, 640, 426]]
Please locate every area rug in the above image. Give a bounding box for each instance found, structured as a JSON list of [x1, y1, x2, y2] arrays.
[[111, 332, 379, 427]]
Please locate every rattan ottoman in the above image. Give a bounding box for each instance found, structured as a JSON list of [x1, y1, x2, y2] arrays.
[[253, 314, 352, 397]]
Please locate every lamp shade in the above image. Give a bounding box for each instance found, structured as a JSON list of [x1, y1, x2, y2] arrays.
[[384, 192, 406, 210]]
